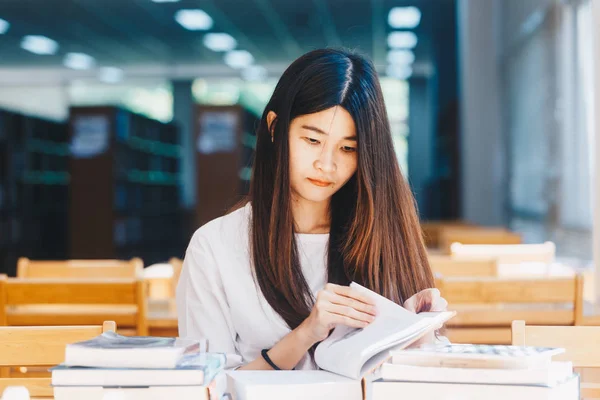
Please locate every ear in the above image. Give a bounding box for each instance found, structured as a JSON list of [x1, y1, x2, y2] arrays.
[[266, 111, 277, 142]]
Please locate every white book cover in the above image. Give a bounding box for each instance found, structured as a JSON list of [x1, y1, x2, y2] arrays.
[[54, 371, 227, 400], [314, 282, 455, 379], [54, 386, 210, 400], [370, 373, 580, 400], [64, 331, 206, 369], [227, 370, 362, 400], [390, 344, 565, 370], [51, 352, 226, 387], [379, 361, 573, 387]]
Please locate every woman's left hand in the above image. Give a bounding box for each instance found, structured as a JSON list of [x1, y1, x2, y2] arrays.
[[403, 288, 448, 313], [403, 288, 449, 348]]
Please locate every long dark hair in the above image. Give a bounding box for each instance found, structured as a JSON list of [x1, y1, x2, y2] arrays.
[[248, 48, 434, 330]]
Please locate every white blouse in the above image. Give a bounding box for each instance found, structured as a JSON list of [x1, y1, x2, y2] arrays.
[[176, 203, 329, 369]]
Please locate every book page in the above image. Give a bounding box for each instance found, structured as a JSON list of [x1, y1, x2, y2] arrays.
[[314, 283, 454, 379]]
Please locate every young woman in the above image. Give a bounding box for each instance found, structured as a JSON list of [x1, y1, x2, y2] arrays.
[[177, 48, 448, 371]]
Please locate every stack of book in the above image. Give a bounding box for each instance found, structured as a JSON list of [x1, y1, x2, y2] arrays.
[[51, 331, 228, 400], [370, 344, 580, 399]]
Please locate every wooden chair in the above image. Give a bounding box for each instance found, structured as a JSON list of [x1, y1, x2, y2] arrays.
[[421, 221, 475, 248], [17, 257, 143, 279], [144, 264, 173, 300], [428, 255, 498, 277], [512, 321, 600, 399], [0, 321, 116, 398], [144, 259, 181, 337], [439, 227, 522, 254], [0, 275, 148, 336], [450, 242, 556, 265], [438, 274, 584, 345]]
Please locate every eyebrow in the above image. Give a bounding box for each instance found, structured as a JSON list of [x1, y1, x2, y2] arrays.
[[301, 125, 357, 141]]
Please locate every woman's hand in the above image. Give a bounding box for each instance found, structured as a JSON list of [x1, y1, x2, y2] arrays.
[[297, 283, 378, 346], [403, 288, 448, 313], [403, 288, 449, 348]]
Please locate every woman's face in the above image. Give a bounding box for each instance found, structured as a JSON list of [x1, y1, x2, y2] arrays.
[[282, 106, 358, 204]]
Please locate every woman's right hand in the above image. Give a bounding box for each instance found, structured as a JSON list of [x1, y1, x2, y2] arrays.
[[297, 283, 378, 346]]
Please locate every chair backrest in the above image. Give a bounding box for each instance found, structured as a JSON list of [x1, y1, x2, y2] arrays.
[[0, 321, 116, 398], [0, 276, 148, 335], [17, 257, 143, 279], [421, 221, 475, 248], [450, 242, 556, 264], [144, 262, 174, 300], [512, 321, 600, 399], [428, 255, 498, 277], [439, 227, 522, 254], [437, 274, 584, 326]]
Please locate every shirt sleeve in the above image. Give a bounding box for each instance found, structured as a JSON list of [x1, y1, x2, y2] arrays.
[[176, 230, 243, 368]]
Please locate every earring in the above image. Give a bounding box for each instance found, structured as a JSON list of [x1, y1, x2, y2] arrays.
[[271, 136, 274, 143]]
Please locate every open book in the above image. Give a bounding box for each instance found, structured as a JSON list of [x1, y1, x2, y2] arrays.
[[314, 282, 455, 379]]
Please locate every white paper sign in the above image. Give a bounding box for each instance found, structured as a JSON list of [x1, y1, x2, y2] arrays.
[[71, 115, 109, 158]]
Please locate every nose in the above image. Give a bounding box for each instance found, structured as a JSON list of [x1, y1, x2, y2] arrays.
[[314, 146, 337, 174]]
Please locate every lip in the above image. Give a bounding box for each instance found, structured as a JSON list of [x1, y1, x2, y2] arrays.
[[307, 178, 333, 187]]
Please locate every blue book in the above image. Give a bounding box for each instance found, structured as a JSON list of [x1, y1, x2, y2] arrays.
[[64, 331, 207, 369]]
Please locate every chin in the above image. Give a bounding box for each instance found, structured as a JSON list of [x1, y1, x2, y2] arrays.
[[296, 186, 335, 203]]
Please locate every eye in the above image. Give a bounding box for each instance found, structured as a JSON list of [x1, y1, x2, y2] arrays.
[[341, 146, 357, 153], [304, 137, 321, 145]]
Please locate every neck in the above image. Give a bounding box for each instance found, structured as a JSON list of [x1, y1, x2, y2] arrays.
[[291, 193, 331, 234]]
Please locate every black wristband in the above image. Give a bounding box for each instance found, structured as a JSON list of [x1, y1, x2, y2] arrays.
[[261, 348, 281, 370]]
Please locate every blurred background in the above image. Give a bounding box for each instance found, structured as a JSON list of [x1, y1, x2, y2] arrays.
[[0, 0, 597, 284]]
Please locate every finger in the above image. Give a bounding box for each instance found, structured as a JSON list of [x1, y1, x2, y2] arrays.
[[327, 284, 376, 306], [329, 293, 378, 316], [403, 295, 418, 312], [404, 291, 430, 312], [430, 296, 448, 312], [329, 313, 370, 329], [404, 289, 437, 313], [415, 289, 437, 313], [325, 303, 376, 323]]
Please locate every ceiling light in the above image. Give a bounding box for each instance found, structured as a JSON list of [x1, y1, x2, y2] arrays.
[[21, 35, 59, 55], [151, 0, 180, 2], [521, 9, 544, 36], [388, 7, 421, 29], [386, 64, 413, 80], [241, 65, 267, 82], [203, 33, 237, 52], [175, 9, 213, 31], [0, 18, 9, 34], [387, 49, 415, 65], [63, 52, 95, 70], [99, 67, 124, 83], [387, 31, 418, 49], [224, 50, 254, 69]]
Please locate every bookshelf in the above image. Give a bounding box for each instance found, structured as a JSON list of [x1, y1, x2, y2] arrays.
[[0, 109, 70, 276], [69, 106, 185, 265], [194, 105, 258, 227]]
